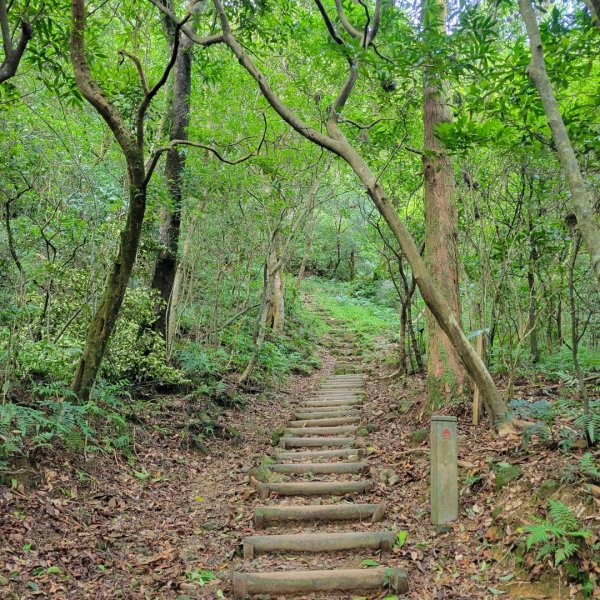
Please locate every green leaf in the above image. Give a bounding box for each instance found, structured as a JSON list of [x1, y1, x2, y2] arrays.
[[395, 530, 408, 548], [360, 559, 380, 567]]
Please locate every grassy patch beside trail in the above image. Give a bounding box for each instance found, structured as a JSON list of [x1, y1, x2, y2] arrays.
[[303, 277, 400, 351]]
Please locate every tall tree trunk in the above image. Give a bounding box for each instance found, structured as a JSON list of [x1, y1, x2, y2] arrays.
[[238, 261, 271, 384], [151, 29, 194, 339], [422, 0, 465, 407], [268, 235, 285, 334], [349, 245, 356, 281], [519, 0, 600, 287], [399, 303, 408, 374], [70, 0, 179, 398], [71, 179, 146, 398], [296, 179, 320, 290], [568, 232, 593, 444], [527, 213, 539, 362], [166, 213, 197, 357]]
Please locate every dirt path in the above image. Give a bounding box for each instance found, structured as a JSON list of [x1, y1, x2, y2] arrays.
[[231, 313, 408, 599], [2, 305, 595, 598]]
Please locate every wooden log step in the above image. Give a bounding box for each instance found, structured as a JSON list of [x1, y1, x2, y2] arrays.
[[252, 479, 373, 499], [296, 405, 360, 413], [254, 502, 386, 528], [243, 530, 395, 559], [294, 410, 359, 419], [233, 567, 408, 598], [314, 389, 363, 393], [289, 416, 360, 427], [268, 461, 368, 474], [279, 436, 355, 448], [273, 448, 365, 460], [243, 530, 393, 557], [302, 399, 362, 407], [284, 425, 358, 436], [315, 393, 362, 397]]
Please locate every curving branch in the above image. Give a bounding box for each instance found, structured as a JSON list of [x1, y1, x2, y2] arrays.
[[333, 0, 361, 39], [332, 0, 380, 47], [148, 0, 223, 46], [145, 112, 269, 184], [357, 0, 371, 47], [212, 0, 343, 156], [314, 0, 344, 45], [119, 50, 149, 94], [0, 0, 33, 84], [367, 0, 381, 46], [71, 0, 138, 160], [136, 17, 187, 147]]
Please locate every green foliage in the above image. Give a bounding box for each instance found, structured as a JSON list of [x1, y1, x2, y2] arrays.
[[303, 277, 401, 349], [579, 453, 600, 483], [539, 348, 600, 379], [523, 500, 591, 569], [185, 568, 216, 585], [508, 397, 600, 448], [0, 381, 132, 459]]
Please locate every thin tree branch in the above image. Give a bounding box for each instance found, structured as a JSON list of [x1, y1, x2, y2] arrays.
[[211, 0, 343, 156], [148, 0, 223, 46], [333, 0, 361, 38], [136, 17, 187, 148], [314, 0, 344, 45], [357, 0, 370, 47], [0, 0, 33, 84], [118, 50, 149, 95], [145, 112, 268, 184]]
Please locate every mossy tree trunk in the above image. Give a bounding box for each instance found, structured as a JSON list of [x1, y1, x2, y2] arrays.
[[151, 27, 194, 340], [70, 0, 182, 399], [422, 0, 465, 407]]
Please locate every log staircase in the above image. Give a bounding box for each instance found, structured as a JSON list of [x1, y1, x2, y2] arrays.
[[233, 318, 409, 598]]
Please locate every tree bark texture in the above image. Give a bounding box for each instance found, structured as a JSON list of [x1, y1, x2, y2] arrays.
[[422, 0, 465, 407], [519, 0, 600, 287], [151, 29, 194, 339]]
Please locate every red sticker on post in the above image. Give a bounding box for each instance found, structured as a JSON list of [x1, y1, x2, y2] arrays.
[[442, 428, 451, 439]]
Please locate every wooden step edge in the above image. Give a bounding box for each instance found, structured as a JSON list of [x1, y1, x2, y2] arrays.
[[302, 400, 362, 407], [243, 530, 395, 559], [252, 479, 373, 499], [294, 406, 361, 414], [284, 425, 358, 436], [269, 461, 368, 474], [272, 447, 366, 461], [254, 502, 386, 528], [233, 567, 408, 598], [279, 436, 356, 448], [293, 411, 360, 420], [289, 417, 360, 427]]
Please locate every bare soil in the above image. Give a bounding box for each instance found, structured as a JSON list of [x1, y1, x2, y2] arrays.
[[1, 325, 598, 599]]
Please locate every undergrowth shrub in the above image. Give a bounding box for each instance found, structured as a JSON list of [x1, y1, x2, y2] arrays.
[[522, 500, 596, 595], [508, 396, 600, 448]]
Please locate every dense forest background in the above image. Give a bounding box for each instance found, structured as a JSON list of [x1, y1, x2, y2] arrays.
[[0, 0, 599, 594]]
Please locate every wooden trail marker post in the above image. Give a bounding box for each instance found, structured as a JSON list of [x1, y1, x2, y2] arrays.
[[430, 415, 458, 526], [472, 332, 485, 425]]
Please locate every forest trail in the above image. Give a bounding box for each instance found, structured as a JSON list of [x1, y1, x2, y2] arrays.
[[233, 312, 408, 598]]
